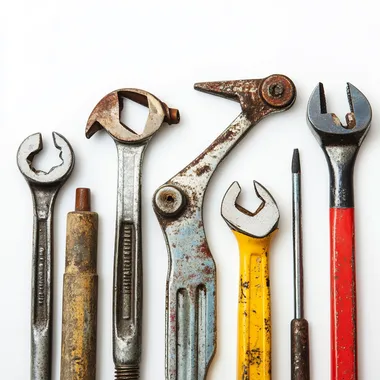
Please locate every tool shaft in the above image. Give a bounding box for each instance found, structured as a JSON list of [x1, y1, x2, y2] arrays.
[[292, 150, 303, 319], [61, 189, 98, 380], [234, 230, 274, 380]]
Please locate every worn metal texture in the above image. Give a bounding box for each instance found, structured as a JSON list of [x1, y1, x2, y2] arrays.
[[61, 188, 98, 380], [86, 89, 179, 380], [307, 83, 372, 380], [222, 181, 279, 380], [291, 319, 310, 380], [153, 74, 296, 380], [17, 132, 75, 380]]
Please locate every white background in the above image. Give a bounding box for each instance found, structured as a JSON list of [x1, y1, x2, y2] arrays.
[[1, 1, 380, 379]]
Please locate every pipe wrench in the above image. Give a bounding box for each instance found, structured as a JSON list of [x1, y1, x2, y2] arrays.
[[152, 75, 296, 380], [221, 181, 279, 380]]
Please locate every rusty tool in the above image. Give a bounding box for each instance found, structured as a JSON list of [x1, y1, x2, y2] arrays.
[[307, 83, 372, 380], [290, 149, 310, 380], [221, 180, 279, 380], [86, 89, 179, 379], [152, 74, 296, 380], [17, 132, 75, 380], [60, 188, 98, 380]]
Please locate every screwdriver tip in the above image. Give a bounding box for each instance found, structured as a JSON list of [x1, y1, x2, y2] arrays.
[[75, 188, 91, 212], [292, 149, 300, 174]]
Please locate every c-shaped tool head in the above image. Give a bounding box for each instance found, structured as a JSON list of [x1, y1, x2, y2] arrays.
[[86, 88, 180, 143], [307, 82, 372, 146], [221, 181, 279, 238], [17, 132, 75, 185]]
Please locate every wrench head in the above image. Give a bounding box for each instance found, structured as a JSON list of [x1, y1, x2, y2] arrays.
[[86, 88, 180, 143], [221, 181, 279, 238], [17, 132, 75, 185], [307, 82, 372, 146]]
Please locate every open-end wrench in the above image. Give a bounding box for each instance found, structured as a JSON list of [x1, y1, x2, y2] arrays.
[[307, 83, 372, 380], [152, 75, 296, 380], [17, 132, 75, 380], [86, 89, 179, 379], [221, 181, 279, 380]]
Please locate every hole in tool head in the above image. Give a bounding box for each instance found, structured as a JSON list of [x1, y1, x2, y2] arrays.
[[31, 136, 63, 174], [120, 96, 149, 135]]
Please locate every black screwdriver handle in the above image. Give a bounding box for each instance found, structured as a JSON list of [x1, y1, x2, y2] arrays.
[[291, 318, 310, 380]]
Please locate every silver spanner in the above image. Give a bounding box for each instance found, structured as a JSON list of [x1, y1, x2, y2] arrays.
[[17, 132, 75, 380], [152, 74, 296, 380], [86, 88, 179, 379]]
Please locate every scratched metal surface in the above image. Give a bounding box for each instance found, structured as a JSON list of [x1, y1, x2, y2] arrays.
[[153, 75, 296, 380]]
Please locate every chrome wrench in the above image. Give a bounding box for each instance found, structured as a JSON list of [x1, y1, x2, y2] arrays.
[[86, 89, 179, 379], [152, 75, 296, 380], [17, 132, 75, 380]]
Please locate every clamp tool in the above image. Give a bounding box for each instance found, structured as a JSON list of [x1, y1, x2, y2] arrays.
[[153, 74, 296, 379], [17, 132, 75, 380], [221, 181, 279, 380], [86, 89, 179, 379], [307, 83, 372, 380]]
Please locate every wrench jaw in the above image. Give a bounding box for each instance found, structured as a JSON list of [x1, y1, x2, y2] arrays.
[[17, 132, 75, 186], [307, 82, 372, 208], [307, 82, 372, 147], [221, 181, 280, 239], [85, 89, 180, 144]]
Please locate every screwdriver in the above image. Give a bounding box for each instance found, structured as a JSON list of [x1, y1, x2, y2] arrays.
[[291, 149, 310, 380]]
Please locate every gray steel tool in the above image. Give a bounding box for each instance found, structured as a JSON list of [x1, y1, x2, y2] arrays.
[[152, 74, 296, 380], [17, 132, 75, 380], [291, 149, 310, 380], [86, 89, 179, 379]]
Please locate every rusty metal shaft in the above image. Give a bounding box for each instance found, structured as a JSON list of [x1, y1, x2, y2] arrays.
[[60, 188, 98, 380]]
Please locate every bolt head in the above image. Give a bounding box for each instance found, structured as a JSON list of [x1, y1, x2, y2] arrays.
[[260, 75, 296, 108], [154, 185, 186, 217]]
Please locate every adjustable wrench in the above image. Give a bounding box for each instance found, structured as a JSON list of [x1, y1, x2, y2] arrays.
[[307, 83, 372, 380], [17, 132, 75, 380], [86, 89, 179, 379], [152, 75, 296, 380], [221, 181, 279, 380]]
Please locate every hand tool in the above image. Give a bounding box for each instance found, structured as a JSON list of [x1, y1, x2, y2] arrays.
[[290, 149, 310, 380], [17, 132, 75, 380], [61, 188, 98, 380], [152, 74, 296, 380], [221, 180, 279, 380], [307, 83, 372, 380], [86, 89, 180, 379]]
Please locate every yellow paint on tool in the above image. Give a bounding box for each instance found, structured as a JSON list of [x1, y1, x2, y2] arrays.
[[233, 229, 276, 380]]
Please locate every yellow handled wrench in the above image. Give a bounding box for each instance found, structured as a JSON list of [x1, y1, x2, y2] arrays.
[[221, 181, 280, 380]]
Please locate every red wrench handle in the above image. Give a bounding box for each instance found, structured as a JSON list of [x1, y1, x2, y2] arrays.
[[330, 208, 357, 380]]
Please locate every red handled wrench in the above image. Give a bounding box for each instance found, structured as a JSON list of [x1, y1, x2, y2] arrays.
[[307, 83, 372, 380]]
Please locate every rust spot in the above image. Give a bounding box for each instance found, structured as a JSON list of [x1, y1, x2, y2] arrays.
[[195, 165, 211, 176]]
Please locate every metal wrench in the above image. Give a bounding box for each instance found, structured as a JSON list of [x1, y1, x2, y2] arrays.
[[17, 132, 75, 380], [152, 74, 296, 380], [307, 83, 372, 380], [86, 88, 179, 379], [221, 181, 279, 380]]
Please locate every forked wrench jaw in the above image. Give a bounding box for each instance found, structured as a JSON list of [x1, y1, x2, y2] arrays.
[[85, 88, 180, 143], [221, 181, 280, 239], [307, 82, 372, 146], [17, 132, 75, 186]]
